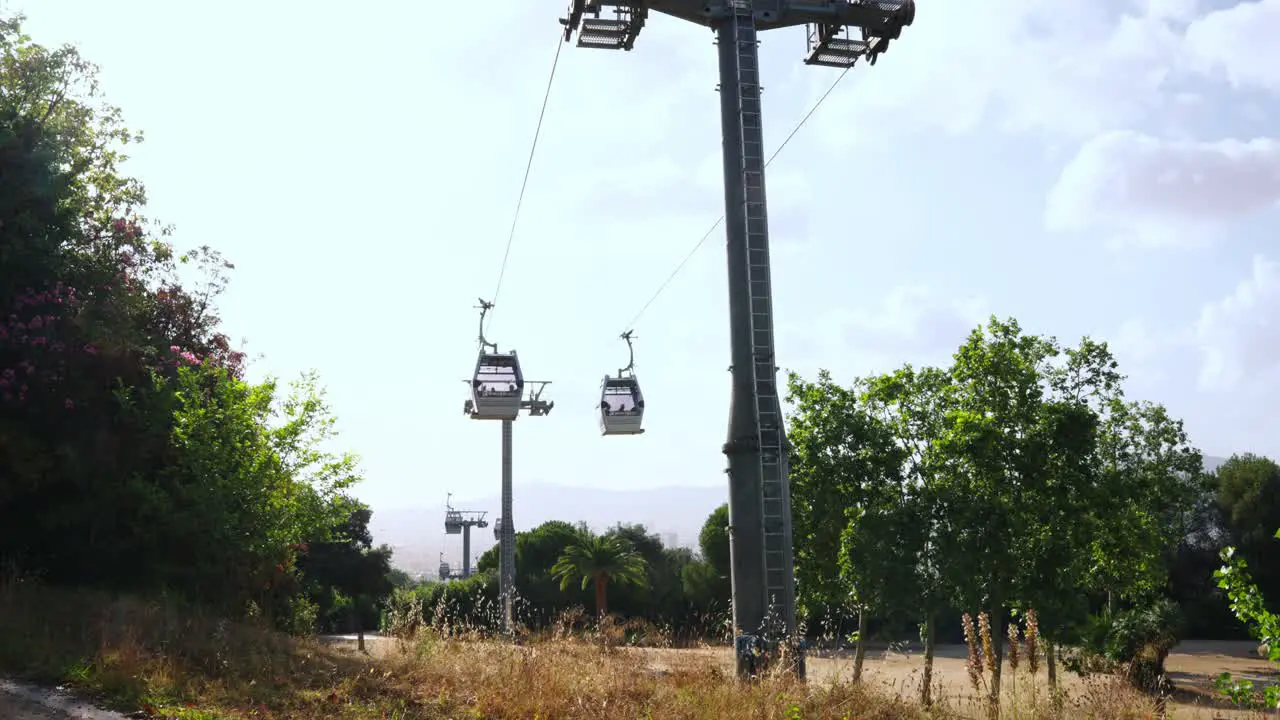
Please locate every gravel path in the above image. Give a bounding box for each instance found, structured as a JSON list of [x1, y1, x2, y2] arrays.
[[0, 679, 129, 720]]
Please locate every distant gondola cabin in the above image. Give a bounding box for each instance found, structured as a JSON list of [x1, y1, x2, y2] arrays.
[[470, 351, 524, 420], [599, 375, 644, 435]]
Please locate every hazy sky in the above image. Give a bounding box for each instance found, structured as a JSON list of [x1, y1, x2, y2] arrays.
[[13, 0, 1279, 510]]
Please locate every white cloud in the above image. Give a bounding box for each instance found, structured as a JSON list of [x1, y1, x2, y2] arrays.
[[1108, 316, 1195, 388], [1194, 255, 1280, 390], [1185, 0, 1280, 92], [1142, 0, 1203, 21], [781, 285, 988, 379], [809, 0, 1191, 143], [1045, 130, 1280, 246], [840, 285, 988, 354], [1112, 318, 1162, 365], [803, 0, 1280, 150]]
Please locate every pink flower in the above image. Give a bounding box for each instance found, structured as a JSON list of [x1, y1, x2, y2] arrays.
[[64, 398, 74, 410]]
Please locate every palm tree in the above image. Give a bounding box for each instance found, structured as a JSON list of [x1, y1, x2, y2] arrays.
[[551, 531, 648, 617]]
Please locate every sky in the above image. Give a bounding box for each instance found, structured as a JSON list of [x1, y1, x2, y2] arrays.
[[11, 0, 1280, 512]]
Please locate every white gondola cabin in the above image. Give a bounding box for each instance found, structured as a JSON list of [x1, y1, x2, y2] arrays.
[[600, 375, 645, 435], [470, 351, 524, 421], [599, 331, 645, 436], [493, 516, 504, 541]]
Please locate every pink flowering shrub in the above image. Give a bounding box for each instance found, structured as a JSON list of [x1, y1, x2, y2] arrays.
[[0, 283, 80, 408]]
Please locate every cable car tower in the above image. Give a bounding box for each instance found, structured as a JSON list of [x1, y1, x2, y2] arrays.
[[599, 331, 645, 436], [444, 493, 489, 579], [462, 299, 554, 634], [561, 0, 915, 678]]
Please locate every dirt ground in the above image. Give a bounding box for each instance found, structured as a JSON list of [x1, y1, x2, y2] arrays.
[[327, 635, 1277, 718], [625, 640, 1277, 719]]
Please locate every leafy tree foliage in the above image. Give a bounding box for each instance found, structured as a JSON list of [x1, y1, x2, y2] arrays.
[[296, 505, 394, 638], [683, 504, 731, 617], [784, 316, 1224, 700], [1215, 454, 1280, 604], [1214, 527, 1280, 709], [552, 531, 648, 617], [406, 517, 729, 640], [0, 15, 394, 633], [698, 504, 730, 578], [787, 369, 920, 681]]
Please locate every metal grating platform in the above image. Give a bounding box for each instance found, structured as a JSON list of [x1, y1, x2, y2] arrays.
[[575, 5, 647, 51], [803, 0, 915, 67], [805, 32, 870, 67]]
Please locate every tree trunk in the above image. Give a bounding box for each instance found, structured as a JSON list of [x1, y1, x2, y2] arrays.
[[988, 610, 1004, 720], [351, 599, 365, 652], [852, 608, 868, 683], [921, 614, 936, 707], [1046, 642, 1062, 715], [594, 573, 608, 618]]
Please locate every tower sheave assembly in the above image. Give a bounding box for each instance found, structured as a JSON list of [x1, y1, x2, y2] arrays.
[[443, 493, 489, 579], [560, 0, 915, 677]]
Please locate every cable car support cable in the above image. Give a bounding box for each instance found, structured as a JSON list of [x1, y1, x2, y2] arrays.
[[617, 65, 853, 335], [485, 33, 566, 335]]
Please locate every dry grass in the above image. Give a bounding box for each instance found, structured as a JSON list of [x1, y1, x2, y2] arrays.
[[0, 579, 1260, 719]]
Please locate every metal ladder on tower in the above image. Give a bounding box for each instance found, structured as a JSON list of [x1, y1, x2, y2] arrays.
[[729, 0, 795, 642]]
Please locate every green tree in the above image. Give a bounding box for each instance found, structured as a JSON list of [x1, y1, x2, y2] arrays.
[[1216, 454, 1280, 605], [681, 504, 731, 618], [1089, 398, 1204, 610], [930, 318, 1122, 712], [297, 504, 394, 647], [787, 369, 915, 683], [698, 504, 730, 578], [479, 520, 588, 623], [604, 524, 688, 625], [858, 365, 953, 701], [551, 531, 648, 618], [0, 16, 363, 629]]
